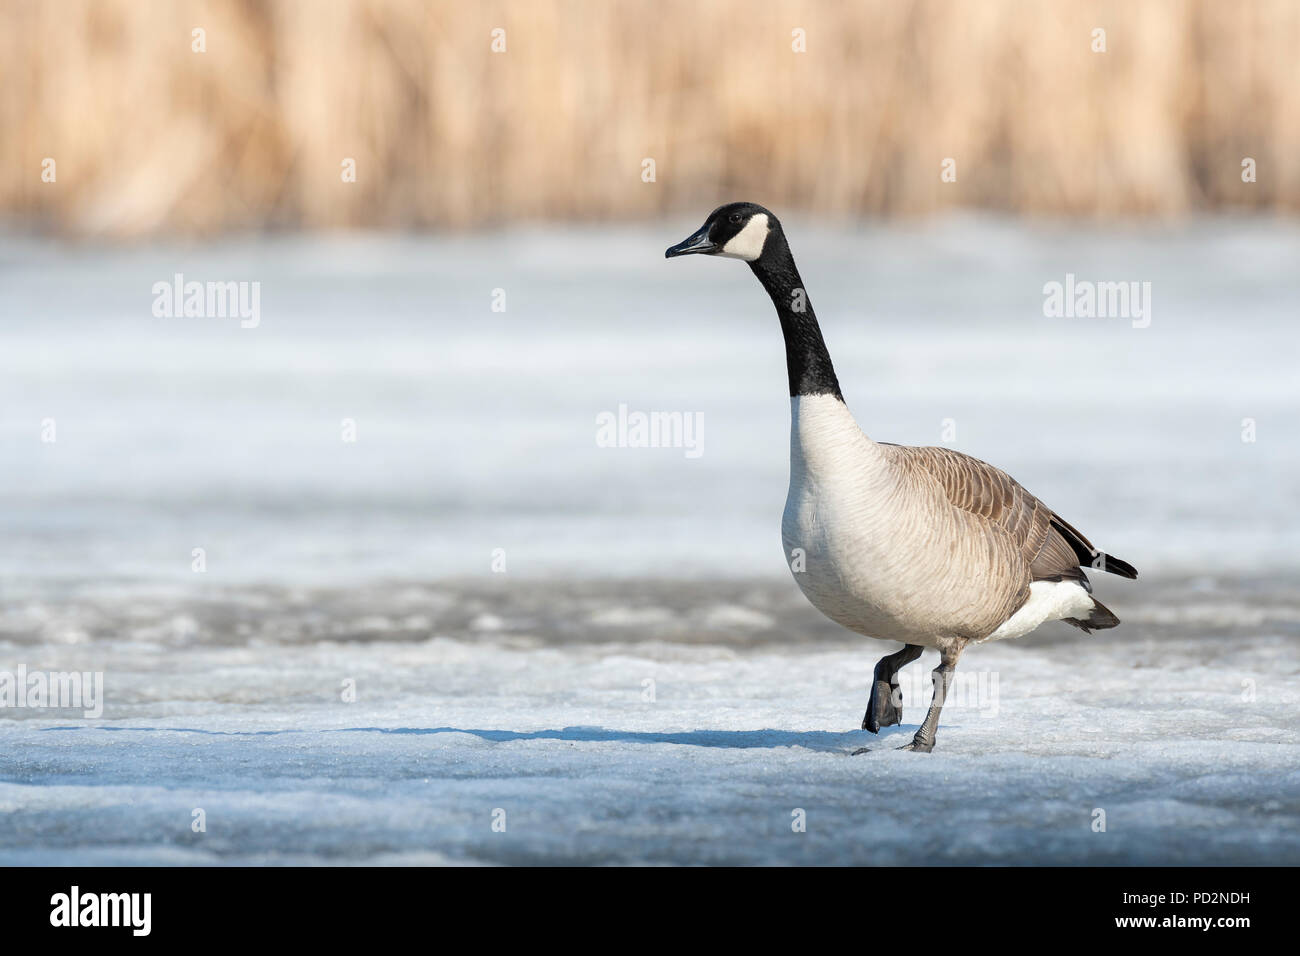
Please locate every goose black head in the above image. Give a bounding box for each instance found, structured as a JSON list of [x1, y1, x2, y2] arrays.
[[665, 202, 778, 263]]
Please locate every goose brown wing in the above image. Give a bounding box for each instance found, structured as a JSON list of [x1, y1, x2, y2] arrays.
[[881, 444, 1130, 585]]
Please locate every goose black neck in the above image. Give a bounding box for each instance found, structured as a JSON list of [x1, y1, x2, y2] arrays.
[[750, 242, 843, 401]]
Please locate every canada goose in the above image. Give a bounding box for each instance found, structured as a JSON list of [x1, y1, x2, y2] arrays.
[[666, 202, 1137, 753]]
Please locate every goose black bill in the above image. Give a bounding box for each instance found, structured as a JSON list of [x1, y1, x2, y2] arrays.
[[664, 224, 716, 258]]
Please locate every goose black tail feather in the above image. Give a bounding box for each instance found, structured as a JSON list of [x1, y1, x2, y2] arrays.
[[1064, 597, 1121, 633], [1050, 514, 1138, 580]]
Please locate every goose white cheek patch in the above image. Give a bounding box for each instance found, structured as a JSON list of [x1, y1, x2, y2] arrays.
[[719, 213, 770, 261]]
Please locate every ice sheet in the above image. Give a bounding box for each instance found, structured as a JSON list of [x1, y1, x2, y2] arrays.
[[1, 220, 1297, 864], [1, 218, 1297, 584], [1, 576, 1297, 865]]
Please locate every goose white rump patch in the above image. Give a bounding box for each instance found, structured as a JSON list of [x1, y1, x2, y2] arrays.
[[720, 213, 770, 261], [982, 579, 1096, 642]]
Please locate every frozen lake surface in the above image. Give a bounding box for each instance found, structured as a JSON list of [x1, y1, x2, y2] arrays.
[[2, 575, 1298, 865], [1, 220, 1297, 864], [1, 217, 1298, 583]]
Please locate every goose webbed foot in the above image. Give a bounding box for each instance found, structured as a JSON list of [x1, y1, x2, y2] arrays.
[[850, 736, 934, 756], [861, 678, 902, 733], [861, 643, 923, 733], [897, 737, 934, 753]]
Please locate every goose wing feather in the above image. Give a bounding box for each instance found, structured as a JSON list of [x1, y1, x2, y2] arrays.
[[880, 444, 1132, 585]]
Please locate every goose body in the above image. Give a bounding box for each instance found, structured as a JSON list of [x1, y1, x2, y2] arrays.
[[667, 202, 1137, 752], [785, 393, 1113, 647], [784, 393, 1015, 647]]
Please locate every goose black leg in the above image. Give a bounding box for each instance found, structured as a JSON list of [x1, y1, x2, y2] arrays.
[[862, 643, 923, 733], [898, 642, 966, 753]]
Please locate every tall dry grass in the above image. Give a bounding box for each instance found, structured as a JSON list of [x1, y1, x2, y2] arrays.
[[1, 0, 1297, 236]]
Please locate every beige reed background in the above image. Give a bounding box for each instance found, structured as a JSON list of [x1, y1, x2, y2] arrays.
[[1, 0, 1297, 237]]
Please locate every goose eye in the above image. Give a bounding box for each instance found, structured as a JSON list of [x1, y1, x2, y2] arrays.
[[729, 213, 743, 224]]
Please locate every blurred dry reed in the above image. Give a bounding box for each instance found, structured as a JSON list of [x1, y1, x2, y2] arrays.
[[1, 0, 1296, 236]]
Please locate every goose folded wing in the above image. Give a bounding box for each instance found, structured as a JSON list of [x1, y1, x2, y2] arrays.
[[881, 444, 1120, 584]]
